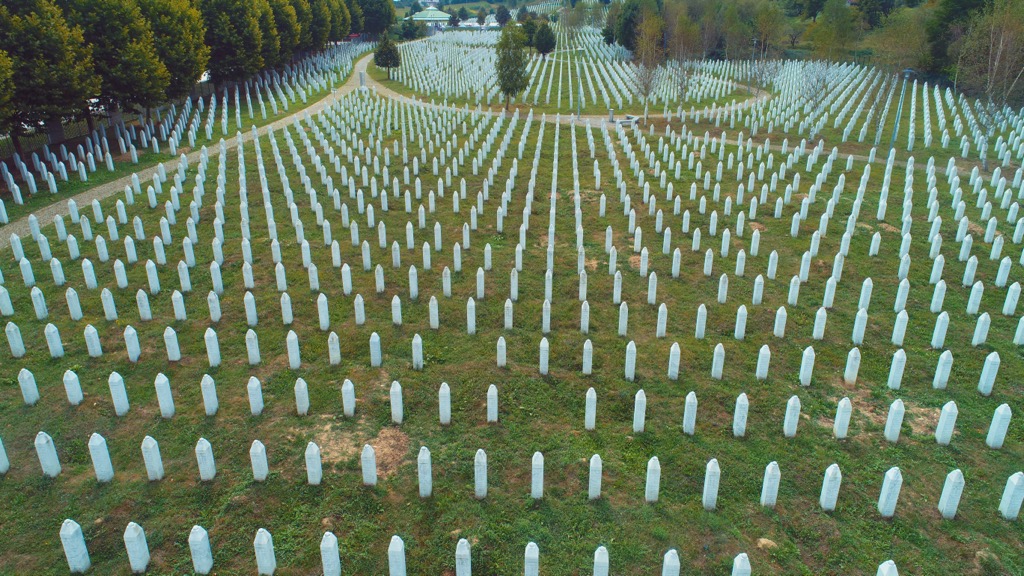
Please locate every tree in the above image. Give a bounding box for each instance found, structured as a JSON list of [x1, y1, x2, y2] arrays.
[[137, 0, 210, 100], [448, 12, 461, 26], [810, 0, 857, 60], [495, 5, 511, 26], [267, 0, 300, 62], [458, 6, 469, 20], [409, 0, 422, 14], [346, 0, 364, 32], [667, 5, 699, 102], [309, 0, 333, 50], [0, 50, 15, 139], [516, 6, 532, 21], [0, 0, 101, 145], [327, 0, 352, 42], [202, 0, 265, 83], [256, 0, 281, 67], [521, 18, 537, 45], [533, 21, 556, 58], [374, 30, 401, 78], [957, 0, 1024, 105], [753, 0, 785, 58], [62, 0, 170, 117], [399, 17, 426, 39], [291, 0, 314, 51], [359, 0, 396, 36], [785, 18, 806, 48], [862, 7, 928, 71], [477, 8, 487, 25], [494, 24, 529, 111], [613, 0, 653, 51], [634, 11, 663, 122]]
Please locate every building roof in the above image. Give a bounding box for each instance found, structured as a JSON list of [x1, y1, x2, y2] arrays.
[[410, 7, 451, 21]]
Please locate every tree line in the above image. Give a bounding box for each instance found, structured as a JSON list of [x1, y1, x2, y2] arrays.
[[0, 0, 398, 152], [600, 0, 1024, 106]]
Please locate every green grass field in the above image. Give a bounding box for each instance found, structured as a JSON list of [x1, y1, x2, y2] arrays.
[[0, 82, 1021, 576]]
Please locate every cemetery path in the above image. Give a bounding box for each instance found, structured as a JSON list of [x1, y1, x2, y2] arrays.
[[0, 51, 961, 250]]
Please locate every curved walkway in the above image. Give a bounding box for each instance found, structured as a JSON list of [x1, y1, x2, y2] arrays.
[[1, 49, 960, 250]]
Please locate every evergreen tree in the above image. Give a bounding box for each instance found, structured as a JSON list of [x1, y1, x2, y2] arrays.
[[521, 18, 537, 45], [202, 0, 265, 82], [373, 29, 401, 78], [137, 0, 210, 100], [533, 21, 556, 58], [477, 8, 487, 25], [495, 24, 529, 110]]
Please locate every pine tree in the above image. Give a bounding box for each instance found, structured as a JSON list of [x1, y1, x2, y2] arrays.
[[310, 0, 332, 50], [346, 0, 364, 33], [256, 0, 282, 68], [292, 0, 314, 51], [327, 0, 352, 42], [0, 50, 14, 138]]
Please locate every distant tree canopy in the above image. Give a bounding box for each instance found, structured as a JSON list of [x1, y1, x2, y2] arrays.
[[0, 0, 397, 145]]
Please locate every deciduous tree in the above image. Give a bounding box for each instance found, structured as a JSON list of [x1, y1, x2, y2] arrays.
[[373, 30, 400, 78], [534, 21, 556, 58], [137, 0, 210, 100], [495, 24, 529, 110]]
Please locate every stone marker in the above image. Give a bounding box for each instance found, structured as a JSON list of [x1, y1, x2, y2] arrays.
[[60, 519, 91, 573], [594, 545, 609, 576], [141, 436, 163, 481], [388, 535, 406, 576], [250, 440, 268, 482], [703, 459, 721, 510], [474, 449, 487, 499], [306, 442, 322, 485], [531, 452, 544, 499], [761, 461, 781, 508], [321, 532, 341, 576], [196, 437, 216, 481], [999, 472, 1024, 519], [254, 528, 276, 575], [938, 469, 965, 520], [418, 446, 432, 498], [35, 431, 61, 477], [524, 542, 540, 576], [820, 463, 842, 511], [189, 525, 214, 574], [455, 539, 471, 576], [878, 467, 903, 518], [88, 433, 114, 483], [589, 454, 603, 500], [123, 522, 150, 573], [732, 552, 751, 576]]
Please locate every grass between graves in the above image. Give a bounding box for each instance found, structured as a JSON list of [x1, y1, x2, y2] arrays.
[[0, 58, 367, 227], [0, 91, 1022, 575], [367, 60, 757, 119]]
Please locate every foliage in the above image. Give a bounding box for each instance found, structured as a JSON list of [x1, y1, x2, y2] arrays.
[[359, 0, 397, 36], [137, 0, 210, 100], [202, 0, 265, 82], [328, 0, 352, 41], [399, 17, 427, 39], [449, 12, 461, 26], [861, 6, 928, 71], [409, 0, 422, 13], [495, 4, 511, 26], [533, 21, 556, 58], [347, 0, 365, 33], [0, 0, 100, 128], [477, 8, 487, 25], [955, 0, 1024, 105], [292, 0, 314, 51], [61, 0, 170, 112], [809, 0, 858, 60], [373, 30, 401, 78], [494, 23, 529, 110], [0, 50, 12, 135], [256, 0, 282, 68], [521, 18, 537, 45]]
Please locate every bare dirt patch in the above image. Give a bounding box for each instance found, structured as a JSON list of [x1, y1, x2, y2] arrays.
[[585, 257, 598, 271], [373, 427, 410, 478], [629, 254, 641, 268], [879, 223, 899, 233], [749, 222, 766, 232], [905, 402, 940, 436]]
